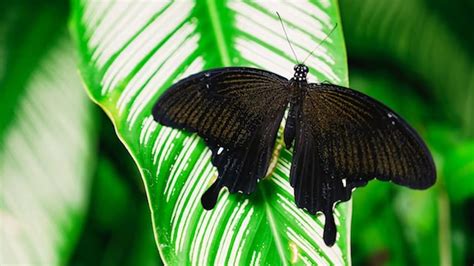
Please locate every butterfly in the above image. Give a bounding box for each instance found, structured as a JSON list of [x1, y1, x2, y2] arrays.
[[152, 63, 436, 246]]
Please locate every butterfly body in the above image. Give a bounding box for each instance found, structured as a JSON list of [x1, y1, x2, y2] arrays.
[[285, 64, 310, 149], [152, 64, 436, 246]]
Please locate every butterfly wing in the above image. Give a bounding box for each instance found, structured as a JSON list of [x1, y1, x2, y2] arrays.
[[290, 83, 436, 245], [153, 67, 289, 209]]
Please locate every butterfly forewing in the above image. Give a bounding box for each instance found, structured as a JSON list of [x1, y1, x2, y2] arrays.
[[153, 67, 288, 147], [153, 67, 289, 208]]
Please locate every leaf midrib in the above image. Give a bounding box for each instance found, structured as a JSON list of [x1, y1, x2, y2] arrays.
[[260, 185, 289, 266], [205, 0, 231, 66]]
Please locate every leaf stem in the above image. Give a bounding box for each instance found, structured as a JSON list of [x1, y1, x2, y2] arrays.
[[438, 188, 452, 266]]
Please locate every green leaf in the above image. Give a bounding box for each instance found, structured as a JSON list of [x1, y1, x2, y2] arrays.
[[426, 125, 474, 203], [339, 0, 474, 135], [0, 35, 96, 264], [0, 2, 69, 142], [351, 183, 411, 266], [71, 1, 350, 264], [70, 156, 162, 265]]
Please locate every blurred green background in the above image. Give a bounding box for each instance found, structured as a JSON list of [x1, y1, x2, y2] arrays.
[[1, 0, 472, 265]]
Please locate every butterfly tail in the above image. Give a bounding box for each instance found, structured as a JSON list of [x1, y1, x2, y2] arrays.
[[201, 181, 221, 210], [201, 145, 268, 209], [323, 210, 337, 246]]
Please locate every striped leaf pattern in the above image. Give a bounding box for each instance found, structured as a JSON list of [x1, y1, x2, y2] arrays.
[[0, 39, 94, 264], [71, 0, 350, 264]]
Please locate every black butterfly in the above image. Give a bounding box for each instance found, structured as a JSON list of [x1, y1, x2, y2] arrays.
[[152, 64, 436, 246]]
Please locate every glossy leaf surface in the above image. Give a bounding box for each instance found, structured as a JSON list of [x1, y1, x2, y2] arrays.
[[71, 1, 350, 264]]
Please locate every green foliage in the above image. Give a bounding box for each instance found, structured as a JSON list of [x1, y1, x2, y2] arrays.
[[0, 20, 96, 266], [1, 0, 472, 265], [70, 129, 162, 265], [340, 1, 474, 263], [340, 0, 474, 136], [0, 2, 69, 141]]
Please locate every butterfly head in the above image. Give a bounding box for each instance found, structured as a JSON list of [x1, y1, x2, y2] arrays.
[[293, 64, 309, 82]]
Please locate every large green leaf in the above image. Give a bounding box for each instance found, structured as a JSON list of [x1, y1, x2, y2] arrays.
[[0, 35, 96, 264], [71, 1, 350, 264]]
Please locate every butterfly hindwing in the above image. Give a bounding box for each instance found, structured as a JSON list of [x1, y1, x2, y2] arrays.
[[153, 67, 289, 208], [289, 83, 436, 245]]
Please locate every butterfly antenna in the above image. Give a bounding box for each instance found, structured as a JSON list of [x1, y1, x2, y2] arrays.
[[276, 12, 299, 64], [302, 23, 338, 64]]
